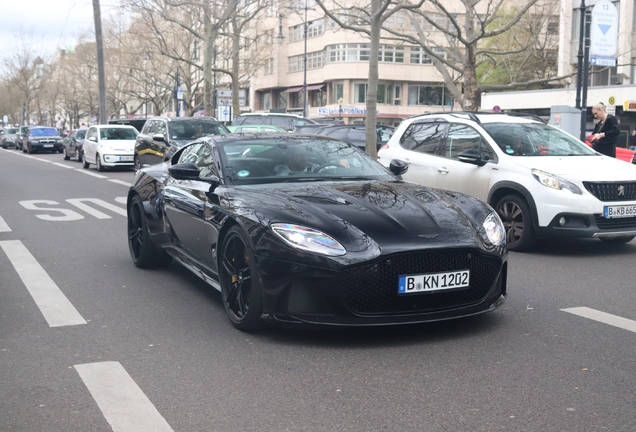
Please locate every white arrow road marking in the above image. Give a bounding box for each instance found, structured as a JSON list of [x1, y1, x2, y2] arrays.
[[66, 198, 126, 218], [0, 240, 86, 327], [0, 215, 10, 232], [114, 197, 127, 205], [75, 362, 174, 432], [561, 307, 636, 334]]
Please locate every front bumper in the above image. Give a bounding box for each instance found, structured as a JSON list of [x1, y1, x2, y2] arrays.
[[31, 142, 63, 151], [536, 212, 636, 239], [258, 248, 508, 326], [100, 153, 134, 167]]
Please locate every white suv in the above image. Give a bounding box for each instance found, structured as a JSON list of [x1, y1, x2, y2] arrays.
[[378, 112, 636, 251]]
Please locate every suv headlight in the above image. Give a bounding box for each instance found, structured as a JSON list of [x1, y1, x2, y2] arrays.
[[531, 169, 582, 195], [271, 223, 346, 256], [483, 212, 506, 246]]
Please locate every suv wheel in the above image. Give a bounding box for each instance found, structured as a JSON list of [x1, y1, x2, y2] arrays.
[[495, 194, 537, 251]]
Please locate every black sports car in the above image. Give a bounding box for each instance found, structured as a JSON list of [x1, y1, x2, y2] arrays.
[[127, 134, 508, 331]]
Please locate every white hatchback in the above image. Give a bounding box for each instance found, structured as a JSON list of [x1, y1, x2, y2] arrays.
[[378, 112, 636, 251], [83, 125, 139, 171]]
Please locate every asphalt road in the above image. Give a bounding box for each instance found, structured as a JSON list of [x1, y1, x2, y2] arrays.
[[1, 147, 635, 432]]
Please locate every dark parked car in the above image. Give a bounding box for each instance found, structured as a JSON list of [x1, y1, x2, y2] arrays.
[[109, 118, 148, 132], [315, 124, 395, 150], [134, 116, 229, 170], [232, 113, 318, 131], [22, 127, 64, 154], [127, 134, 508, 331], [2, 127, 19, 149], [62, 128, 88, 162]]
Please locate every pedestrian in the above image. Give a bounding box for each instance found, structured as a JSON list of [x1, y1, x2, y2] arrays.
[[589, 102, 620, 157], [630, 130, 636, 150]]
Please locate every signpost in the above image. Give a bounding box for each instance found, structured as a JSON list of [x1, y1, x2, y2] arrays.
[[590, 0, 618, 67]]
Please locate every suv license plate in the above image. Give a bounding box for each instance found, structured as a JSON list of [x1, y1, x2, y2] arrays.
[[119, 156, 133, 161], [43, 144, 53, 148], [398, 270, 470, 295], [603, 205, 636, 218]]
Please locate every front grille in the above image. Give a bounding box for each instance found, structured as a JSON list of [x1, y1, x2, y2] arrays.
[[594, 214, 636, 230], [584, 181, 636, 202], [339, 249, 501, 315]]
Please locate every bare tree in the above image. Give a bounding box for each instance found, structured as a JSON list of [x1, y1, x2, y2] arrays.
[[2, 28, 50, 125], [380, 0, 568, 111], [314, 0, 425, 158]]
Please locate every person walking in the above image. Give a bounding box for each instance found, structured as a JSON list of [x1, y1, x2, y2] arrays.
[[590, 102, 620, 157], [630, 130, 636, 150]]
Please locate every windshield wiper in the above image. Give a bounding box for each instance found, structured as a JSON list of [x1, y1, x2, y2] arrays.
[[281, 177, 326, 182]]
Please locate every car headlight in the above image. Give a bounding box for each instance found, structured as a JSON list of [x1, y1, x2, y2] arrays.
[[531, 169, 582, 195], [483, 212, 506, 246], [271, 223, 346, 256]]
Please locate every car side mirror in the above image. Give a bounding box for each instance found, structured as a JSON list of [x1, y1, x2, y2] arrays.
[[169, 162, 201, 180], [457, 149, 487, 166], [88, 136, 97, 142], [153, 133, 166, 142], [389, 159, 409, 175]]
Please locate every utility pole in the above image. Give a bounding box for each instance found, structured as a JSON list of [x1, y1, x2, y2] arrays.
[[92, 0, 108, 124]]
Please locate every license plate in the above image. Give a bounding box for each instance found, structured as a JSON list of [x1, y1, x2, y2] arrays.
[[119, 156, 133, 161], [43, 144, 53, 148], [603, 204, 636, 218], [398, 270, 470, 294]]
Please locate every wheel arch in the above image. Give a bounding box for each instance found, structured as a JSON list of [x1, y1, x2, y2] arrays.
[[488, 182, 539, 228]]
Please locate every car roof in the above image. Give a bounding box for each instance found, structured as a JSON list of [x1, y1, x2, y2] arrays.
[[409, 112, 545, 125], [237, 113, 305, 118], [145, 116, 220, 122]]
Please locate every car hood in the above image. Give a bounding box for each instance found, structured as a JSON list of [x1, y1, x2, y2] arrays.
[[510, 155, 636, 181], [230, 181, 492, 254]]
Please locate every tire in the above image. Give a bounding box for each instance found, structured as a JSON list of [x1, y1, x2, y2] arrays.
[[219, 226, 264, 332], [127, 195, 172, 268], [83, 156, 90, 169], [599, 235, 635, 244], [495, 194, 537, 251], [63, 147, 70, 160], [134, 156, 141, 172], [27, 144, 34, 154], [77, 151, 83, 163], [96, 153, 105, 171]]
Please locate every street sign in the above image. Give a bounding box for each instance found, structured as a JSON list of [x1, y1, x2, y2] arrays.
[[493, 105, 501, 113], [590, 0, 618, 56], [590, 56, 616, 67]]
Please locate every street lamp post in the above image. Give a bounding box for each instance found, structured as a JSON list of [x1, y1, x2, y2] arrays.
[[302, 4, 308, 118]]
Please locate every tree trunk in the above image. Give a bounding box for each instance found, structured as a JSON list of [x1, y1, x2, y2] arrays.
[[365, 0, 381, 158]]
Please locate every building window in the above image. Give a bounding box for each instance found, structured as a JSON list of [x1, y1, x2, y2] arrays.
[[260, 92, 272, 110], [410, 47, 432, 64], [353, 82, 397, 105], [326, 44, 371, 62], [353, 83, 367, 103], [289, 51, 324, 72], [408, 84, 452, 106], [331, 82, 344, 103], [264, 58, 274, 75], [289, 19, 324, 42], [379, 45, 404, 63]]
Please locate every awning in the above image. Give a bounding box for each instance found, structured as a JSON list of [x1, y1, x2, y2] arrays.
[[282, 84, 325, 93]]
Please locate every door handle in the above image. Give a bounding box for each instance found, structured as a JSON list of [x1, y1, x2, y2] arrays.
[[437, 167, 449, 174]]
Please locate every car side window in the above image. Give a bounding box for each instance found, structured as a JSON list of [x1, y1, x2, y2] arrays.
[[327, 128, 349, 139], [442, 124, 490, 160], [399, 122, 448, 155], [240, 117, 263, 126], [155, 121, 167, 136], [178, 143, 217, 178], [87, 128, 97, 140], [143, 121, 156, 135]]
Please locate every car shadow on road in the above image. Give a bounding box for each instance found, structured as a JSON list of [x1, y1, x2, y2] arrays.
[[530, 237, 636, 257]]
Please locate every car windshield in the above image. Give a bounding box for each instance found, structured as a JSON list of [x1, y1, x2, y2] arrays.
[[220, 137, 394, 185], [168, 121, 228, 140], [77, 130, 87, 139], [99, 127, 138, 140], [30, 128, 58, 137], [481, 122, 597, 156], [6, 128, 18, 134]]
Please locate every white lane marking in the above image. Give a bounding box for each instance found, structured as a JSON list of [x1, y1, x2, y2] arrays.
[[35, 158, 52, 163], [0, 215, 11, 232], [75, 362, 174, 432], [109, 179, 132, 186], [114, 197, 127, 205], [20, 200, 84, 221], [561, 307, 636, 334], [0, 240, 86, 327], [75, 169, 108, 179], [67, 198, 126, 218], [52, 162, 74, 169]]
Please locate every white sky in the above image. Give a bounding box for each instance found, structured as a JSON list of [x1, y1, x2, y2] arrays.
[[0, 0, 119, 63]]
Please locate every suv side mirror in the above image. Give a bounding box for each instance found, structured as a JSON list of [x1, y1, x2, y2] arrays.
[[457, 150, 487, 167], [88, 136, 97, 142], [153, 133, 166, 142], [389, 159, 409, 175]]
